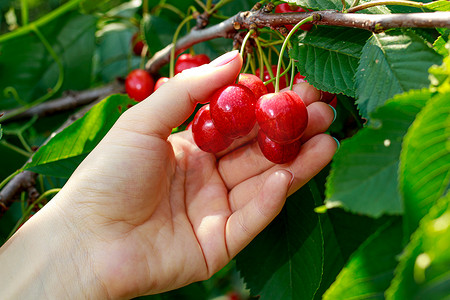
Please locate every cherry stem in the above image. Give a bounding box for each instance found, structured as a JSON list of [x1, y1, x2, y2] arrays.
[[275, 15, 315, 93], [347, 0, 424, 13], [264, 59, 292, 86], [169, 15, 194, 78], [243, 53, 252, 73], [240, 29, 255, 60], [254, 38, 265, 81], [289, 58, 295, 90]]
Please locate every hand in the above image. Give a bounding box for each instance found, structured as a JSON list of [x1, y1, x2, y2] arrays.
[[0, 51, 337, 299]]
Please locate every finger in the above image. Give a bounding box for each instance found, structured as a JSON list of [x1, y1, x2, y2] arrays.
[[281, 82, 321, 106], [117, 50, 243, 139], [225, 170, 292, 259], [228, 134, 337, 212], [218, 102, 335, 189]]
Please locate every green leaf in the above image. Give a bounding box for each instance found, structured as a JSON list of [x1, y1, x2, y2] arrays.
[[0, 11, 97, 110], [95, 24, 141, 82], [0, 124, 2, 141], [429, 53, 450, 93], [236, 185, 323, 300], [355, 30, 442, 119], [400, 91, 450, 236], [323, 218, 403, 300], [325, 89, 430, 217], [24, 95, 135, 178], [386, 193, 450, 300], [143, 14, 178, 57], [315, 209, 384, 298], [433, 34, 449, 57], [424, 0, 450, 11], [292, 27, 371, 97]]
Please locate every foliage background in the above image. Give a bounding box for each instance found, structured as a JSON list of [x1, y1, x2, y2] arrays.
[[0, 0, 449, 299]]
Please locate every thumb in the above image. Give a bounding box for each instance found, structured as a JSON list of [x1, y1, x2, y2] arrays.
[[119, 50, 242, 139]]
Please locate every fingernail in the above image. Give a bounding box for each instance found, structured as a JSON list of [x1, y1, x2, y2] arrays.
[[209, 50, 239, 67], [332, 136, 340, 153], [328, 104, 337, 124]]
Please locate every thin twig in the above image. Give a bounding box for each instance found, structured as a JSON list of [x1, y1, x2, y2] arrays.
[[146, 10, 450, 74], [0, 101, 101, 213], [1, 81, 124, 123]]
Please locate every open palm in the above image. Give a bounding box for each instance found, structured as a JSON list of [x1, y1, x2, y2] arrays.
[[55, 51, 337, 299]]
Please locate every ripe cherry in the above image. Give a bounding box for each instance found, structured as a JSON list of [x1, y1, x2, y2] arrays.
[[255, 65, 288, 93], [275, 3, 313, 31], [210, 84, 257, 139], [258, 130, 302, 164], [125, 69, 154, 102], [154, 77, 169, 91], [192, 105, 233, 153], [175, 53, 210, 74], [256, 90, 308, 144], [238, 73, 268, 99], [293, 72, 307, 84], [131, 33, 145, 56], [328, 95, 338, 108], [321, 91, 336, 103]]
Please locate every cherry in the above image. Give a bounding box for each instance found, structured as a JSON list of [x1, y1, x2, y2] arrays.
[[328, 95, 338, 108], [321, 91, 336, 103], [237, 73, 268, 99], [255, 65, 288, 93], [275, 3, 313, 31], [175, 53, 210, 74], [125, 69, 154, 102], [131, 33, 145, 56], [210, 84, 257, 139], [293, 72, 307, 84], [256, 90, 308, 144], [192, 105, 233, 153], [258, 130, 302, 164], [154, 77, 169, 91]]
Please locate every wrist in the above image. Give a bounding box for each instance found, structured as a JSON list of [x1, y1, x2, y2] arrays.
[[0, 196, 108, 299]]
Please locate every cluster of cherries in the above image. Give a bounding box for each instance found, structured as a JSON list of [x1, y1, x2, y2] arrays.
[[191, 71, 310, 164], [124, 3, 336, 164]]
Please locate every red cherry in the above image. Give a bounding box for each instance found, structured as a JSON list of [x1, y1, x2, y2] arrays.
[[293, 72, 307, 84], [175, 53, 210, 74], [154, 77, 169, 91], [274, 3, 313, 31], [255, 65, 288, 93], [258, 130, 302, 164], [328, 95, 338, 108], [256, 90, 308, 144], [192, 105, 233, 153], [125, 69, 154, 102], [238, 73, 268, 99], [131, 33, 145, 56], [321, 91, 336, 103], [210, 84, 257, 139]]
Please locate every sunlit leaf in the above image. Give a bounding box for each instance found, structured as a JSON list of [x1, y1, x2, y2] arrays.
[[24, 95, 135, 178], [355, 30, 442, 118], [386, 194, 450, 300], [400, 91, 450, 235], [325, 89, 430, 217]]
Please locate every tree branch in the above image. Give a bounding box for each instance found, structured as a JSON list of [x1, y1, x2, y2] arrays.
[[1, 81, 124, 123], [0, 101, 100, 214], [146, 9, 450, 74]]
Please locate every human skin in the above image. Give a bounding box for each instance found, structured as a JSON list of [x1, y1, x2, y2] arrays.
[[0, 50, 336, 299]]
